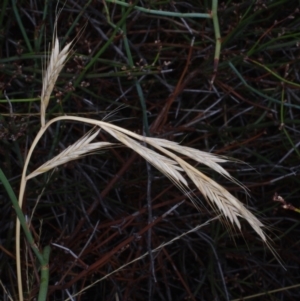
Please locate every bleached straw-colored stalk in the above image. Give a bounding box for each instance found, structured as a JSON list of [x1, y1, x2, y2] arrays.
[[23, 113, 270, 244], [16, 17, 280, 301], [16, 19, 73, 301]]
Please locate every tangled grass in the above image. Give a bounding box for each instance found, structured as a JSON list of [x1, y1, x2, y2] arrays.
[[14, 13, 279, 301], [2, 1, 299, 300]]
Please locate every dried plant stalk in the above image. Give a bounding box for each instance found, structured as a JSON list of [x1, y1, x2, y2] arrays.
[[15, 15, 282, 301]]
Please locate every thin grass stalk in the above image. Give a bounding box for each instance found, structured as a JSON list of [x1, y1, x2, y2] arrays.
[[228, 61, 300, 110], [16, 81, 272, 301], [15, 16, 74, 295], [64, 216, 218, 301], [0, 169, 49, 301], [14, 9, 284, 299], [280, 89, 300, 158], [230, 283, 300, 301], [60, 0, 93, 46], [0, 0, 9, 28], [17, 114, 269, 244], [15, 124, 112, 300], [35, 4, 48, 52], [104, 0, 221, 84], [72, 1, 138, 89], [212, 0, 221, 77], [0, 169, 44, 262], [121, 13, 150, 134], [249, 59, 300, 88], [103, 0, 211, 18], [11, 0, 32, 52], [0, 279, 13, 301]]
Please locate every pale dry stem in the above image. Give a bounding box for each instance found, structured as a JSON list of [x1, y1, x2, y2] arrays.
[[16, 16, 281, 301], [35, 116, 270, 244]]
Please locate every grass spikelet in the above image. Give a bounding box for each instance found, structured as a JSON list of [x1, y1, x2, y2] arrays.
[[100, 124, 188, 186], [26, 128, 114, 180], [145, 137, 232, 178], [137, 136, 266, 241], [14, 10, 284, 301], [40, 26, 72, 127], [99, 123, 267, 242], [176, 158, 266, 242]]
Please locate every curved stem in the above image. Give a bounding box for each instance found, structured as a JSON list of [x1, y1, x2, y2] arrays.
[[16, 123, 54, 301], [1, 167, 49, 301], [15, 116, 138, 300]]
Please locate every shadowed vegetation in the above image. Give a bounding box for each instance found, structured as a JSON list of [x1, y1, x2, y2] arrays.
[[0, 1, 300, 300]]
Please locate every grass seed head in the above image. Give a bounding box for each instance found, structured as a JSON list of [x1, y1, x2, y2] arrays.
[[41, 31, 73, 127], [26, 128, 114, 180]]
